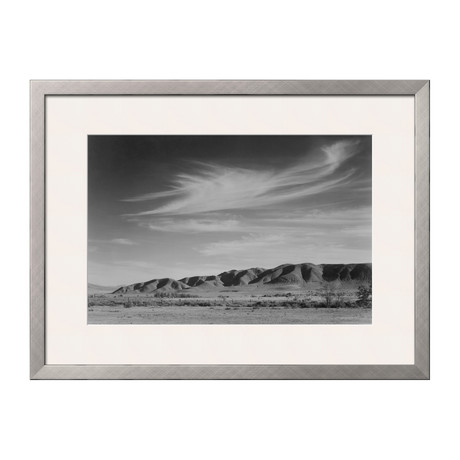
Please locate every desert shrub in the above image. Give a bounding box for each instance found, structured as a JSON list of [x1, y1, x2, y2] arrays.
[[334, 290, 346, 308], [124, 300, 134, 308], [297, 294, 313, 303], [319, 282, 335, 307], [281, 301, 294, 308], [129, 299, 151, 307], [356, 282, 372, 307], [153, 292, 199, 299]]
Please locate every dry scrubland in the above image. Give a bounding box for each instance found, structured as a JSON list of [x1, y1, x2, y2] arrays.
[[88, 282, 372, 324]]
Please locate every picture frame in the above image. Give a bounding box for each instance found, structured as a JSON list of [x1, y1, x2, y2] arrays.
[[30, 80, 429, 379]]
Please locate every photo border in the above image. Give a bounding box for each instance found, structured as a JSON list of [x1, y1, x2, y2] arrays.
[[30, 80, 429, 379]]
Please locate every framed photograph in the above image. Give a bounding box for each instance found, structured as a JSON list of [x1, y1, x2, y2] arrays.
[[30, 80, 429, 379]]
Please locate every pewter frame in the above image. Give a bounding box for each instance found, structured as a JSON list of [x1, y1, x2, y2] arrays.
[[30, 80, 429, 379]]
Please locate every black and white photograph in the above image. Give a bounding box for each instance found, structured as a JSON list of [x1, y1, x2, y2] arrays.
[[88, 135, 372, 324], [11, 0, 448, 453]]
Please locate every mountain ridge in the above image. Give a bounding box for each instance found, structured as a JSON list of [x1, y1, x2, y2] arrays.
[[111, 262, 372, 294], [88, 283, 123, 294]]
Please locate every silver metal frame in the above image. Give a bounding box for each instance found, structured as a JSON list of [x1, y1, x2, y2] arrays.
[[30, 80, 430, 379]]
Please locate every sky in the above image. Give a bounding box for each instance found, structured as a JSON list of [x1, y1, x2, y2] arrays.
[[88, 135, 371, 286]]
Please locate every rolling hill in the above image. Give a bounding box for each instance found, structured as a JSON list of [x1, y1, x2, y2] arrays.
[[109, 262, 371, 294], [88, 283, 122, 294]]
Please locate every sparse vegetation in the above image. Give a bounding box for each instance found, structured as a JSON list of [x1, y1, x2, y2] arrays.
[[88, 300, 371, 324], [88, 278, 372, 320], [356, 281, 372, 307], [334, 290, 346, 308], [152, 292, 200, 299], [196, 301, 213, 307], [319, 281, 336, 307]]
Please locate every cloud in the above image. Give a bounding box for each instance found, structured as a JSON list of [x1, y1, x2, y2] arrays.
[[196, 233, 288, 256], [112, 260, 158, 269], [143, 217, 242, 233], [89, 238, 138, 245], [122, 140, 361, 217], [192, 207, 371, 259], [259, 206, 372, 228], [121, 189, 181, 202], [110, 238, 137, 245], [133, 205, 371, 242]]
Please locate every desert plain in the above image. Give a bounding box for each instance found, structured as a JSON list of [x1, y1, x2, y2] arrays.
[[88, 262, 372, 324]]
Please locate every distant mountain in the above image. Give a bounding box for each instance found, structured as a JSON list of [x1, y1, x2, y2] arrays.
[[111, 263, 371, 294], [112, 278, 190, 294], [88, 283, 122, 294]]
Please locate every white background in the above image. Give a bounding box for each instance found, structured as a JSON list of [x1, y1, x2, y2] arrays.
[[1, 1, 457, 460]]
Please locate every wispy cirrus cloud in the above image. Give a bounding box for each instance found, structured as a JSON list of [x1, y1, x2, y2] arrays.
[[122, 140, 360, 217], [195, 227, 369, 263], [89, 238, 138, 246], [110, 238, 137, 245], [142, 217, 242, 233], [196, 233, 288, 256], [258, 207, 372, 228], [135, 206, 371, 236]]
